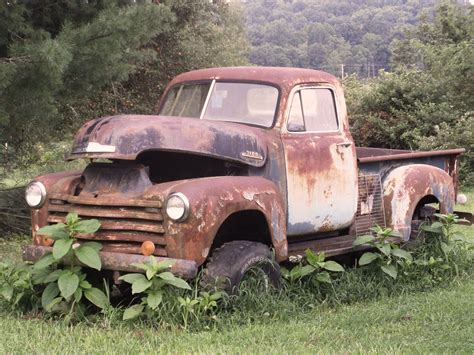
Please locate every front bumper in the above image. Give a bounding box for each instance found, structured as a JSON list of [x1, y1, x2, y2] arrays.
[[22, 245, 198, 279]]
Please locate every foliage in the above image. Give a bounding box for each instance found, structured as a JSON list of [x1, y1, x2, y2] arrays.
[[245, 0, 441, 76], [119, 256, 191, 320], [354, 226, 413, 279], [282, 249, 344, 283], [0, 262, 38, 312], [346, 3, 473, 184], [0, 0, 248, 169], [32, 213, 109, 317], [415, 213, 473, 277]]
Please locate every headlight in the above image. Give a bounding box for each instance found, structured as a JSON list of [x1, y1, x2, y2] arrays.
[[165, 192, 189, 222], [25, 181, 47, 208]]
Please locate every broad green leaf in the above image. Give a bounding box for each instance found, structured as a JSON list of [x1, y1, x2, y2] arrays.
[[392, 248, 413, 262], [66, 213, 79, 226], [33, 253, 56, 270], [52, 239, 73, 260], [146, 268, 157, 280], [43, 269, 62, 283], [49, 230, 69, 241], [58, 272, 80, 299], [118, 273, 144, 284], [80, 280, 92, 289], [37, 223, 66, 236], [45, 297, 63, 312], [353, 234, 375, 247], [81, 242, 102, 252], [315, 271, 331, 283], [305, 249, 323, 266], [430, 221, 444, 229], [299, 265, 316, 278], [440, 242, 452, 255], [41, 282, 59, 309], [123, 304, 144, 320], [131, 275, 153, 294], [322, 260, 345, 272], [158, 272, 191, 290], [84, 287, 109, 309], [75, 219, 101, 234], [147, 291, 163, 310], [378, 244, 391, 256], [130, 262, 150, 271], [74, 246, 101, 271], [155, 259, 173, 272], [381, 264, 398, 279], [1, 285, 14, 301], [359, 252, 378, 266]]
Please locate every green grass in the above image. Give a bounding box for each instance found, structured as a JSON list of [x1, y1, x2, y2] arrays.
[[0, 188, 473, 354], [0, 278, 473, 354]]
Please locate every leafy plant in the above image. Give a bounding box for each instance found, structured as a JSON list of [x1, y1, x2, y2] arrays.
[[282, 249, 345, 283], [119, 256, 192, 320], [354, 226, 413, 279], [416, 213, 471, 278], [0, 262, 39, 311], [32, 213, 109, 315], [421, 213, 469, 259]]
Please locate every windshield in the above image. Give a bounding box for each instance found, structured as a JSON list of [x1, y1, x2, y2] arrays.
[[159, 81, 279, 127]]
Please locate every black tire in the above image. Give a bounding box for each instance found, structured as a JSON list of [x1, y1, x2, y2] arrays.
[[203, 241, 281, 295]]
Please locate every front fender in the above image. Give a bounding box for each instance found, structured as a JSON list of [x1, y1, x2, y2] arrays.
[[383, 164, 455, 241], [149, 176, 287, 266]]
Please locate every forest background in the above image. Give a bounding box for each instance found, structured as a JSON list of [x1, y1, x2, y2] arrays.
[[0, 0, 472, 186]]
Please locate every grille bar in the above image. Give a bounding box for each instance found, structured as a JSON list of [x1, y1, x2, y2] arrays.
[[48, 204, 163, 221], [355, 174, 386, 237], [46, 195, 166, 257]]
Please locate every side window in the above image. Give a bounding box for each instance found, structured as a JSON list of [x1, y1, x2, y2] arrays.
[[287, 88, 338, 132], [287, 92, 305, 132]]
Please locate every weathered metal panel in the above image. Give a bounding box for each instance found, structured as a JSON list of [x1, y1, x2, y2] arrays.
[[355, 174, 386, 236], [383, 164, 455, 241], [67, 115, 269, 168], [23, 245, 196, 278]]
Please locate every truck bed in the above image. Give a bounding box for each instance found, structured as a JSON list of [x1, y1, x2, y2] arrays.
[[356, 147, 465, 192]]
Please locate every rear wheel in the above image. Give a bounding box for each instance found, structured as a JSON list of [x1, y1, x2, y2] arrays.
[[408, 205, 436, 247], [203, 241, 281, 295]]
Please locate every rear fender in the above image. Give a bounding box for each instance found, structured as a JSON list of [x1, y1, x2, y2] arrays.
[[153, 176, 287, 265], [383, 164, 455, 241]]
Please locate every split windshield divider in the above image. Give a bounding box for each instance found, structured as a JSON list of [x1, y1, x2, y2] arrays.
[[199, 79, 216, 120]]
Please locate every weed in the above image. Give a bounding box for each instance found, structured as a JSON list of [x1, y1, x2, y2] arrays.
[[353, 226, 413, 279], [119, 256, 191, 320]]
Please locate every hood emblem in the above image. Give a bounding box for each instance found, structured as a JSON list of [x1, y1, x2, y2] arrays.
[[241, 150, 263, 161], [85, 142, 116, 153]]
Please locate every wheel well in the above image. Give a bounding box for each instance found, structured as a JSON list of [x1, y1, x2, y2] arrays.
[[211, 210, 272, 251], [413, 194, 439, 219]]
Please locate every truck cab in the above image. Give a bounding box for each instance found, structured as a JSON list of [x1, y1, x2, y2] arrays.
[[23, 67, 466, 290]]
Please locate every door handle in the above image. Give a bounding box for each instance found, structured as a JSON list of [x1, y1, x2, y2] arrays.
[[336, 142, 353, 147]]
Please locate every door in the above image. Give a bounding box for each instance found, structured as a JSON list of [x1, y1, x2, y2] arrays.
[[282, 86, 358, 235]]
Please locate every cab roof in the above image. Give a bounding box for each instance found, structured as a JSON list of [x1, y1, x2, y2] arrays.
[[168, 66, 340, 91]]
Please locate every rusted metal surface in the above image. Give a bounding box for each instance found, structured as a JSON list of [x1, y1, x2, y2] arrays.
[[22, 245, 197, 279], [281, 80, 358, 235], [358, 147, 465, 163], [354, 174, 386, 236], [383, 164, 455, 241], [142, 176, 288, 265], [25, 66, 465, 275], [67, 115, 269, 168]]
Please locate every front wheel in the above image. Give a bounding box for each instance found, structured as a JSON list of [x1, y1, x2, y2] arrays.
[[203, 241, 281, 294]]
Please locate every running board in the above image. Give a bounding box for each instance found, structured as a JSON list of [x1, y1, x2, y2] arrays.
[[288, 234, 357, 258]]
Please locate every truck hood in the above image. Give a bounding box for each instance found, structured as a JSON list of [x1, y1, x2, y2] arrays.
[[68, 115, 268, 167]]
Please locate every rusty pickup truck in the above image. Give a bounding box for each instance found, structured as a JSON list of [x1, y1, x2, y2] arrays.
[[23, 67, 467, 290]]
